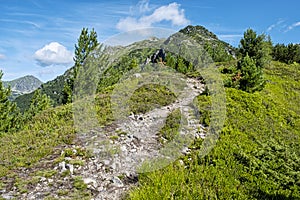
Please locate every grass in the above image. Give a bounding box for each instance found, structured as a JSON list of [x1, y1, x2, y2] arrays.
[[129, 84, 177, 114], [127, 61, 300, 199], [158, 108, 181, 142], [0, 61, 299, 199], [73, 176, 87, 190], [0, 104, 74, 172]]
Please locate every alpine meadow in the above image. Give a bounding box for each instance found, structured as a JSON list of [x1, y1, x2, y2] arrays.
[[0, 1, 300, 200]]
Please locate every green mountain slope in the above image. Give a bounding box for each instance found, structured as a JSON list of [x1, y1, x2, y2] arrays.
[[128, 61, 300, 199], [1, 25, 299, 199], [179, 25, 236, 61], [14, 68, 74, 112], [0, 61, 298, 199]]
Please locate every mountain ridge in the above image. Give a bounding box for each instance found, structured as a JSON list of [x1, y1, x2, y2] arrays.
[[14, 25, 236, 111], [3, 75, 43, 100]]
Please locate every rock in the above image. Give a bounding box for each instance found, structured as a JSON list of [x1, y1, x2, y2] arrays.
[[83, 178, 97, 188], [64, 157, 72, 161], [72, 149, 77, 154], [130, 148, 137, 153], [111, 162, 117, 170], [1, 193, 14, 199], [111, 176, 123, 187], [178, 159, 185, 166], [181, 147, 190, 155], [96, 163, 102, 171], [134, 73, 142, 78], [103, 160, 110, 165], [40, 177, 47, 182], [120, 145, 127, 152], [59, 161, 66, 172], [66, 163, 74, 174]]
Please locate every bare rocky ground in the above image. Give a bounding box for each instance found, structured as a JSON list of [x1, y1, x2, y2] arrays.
[[0, 78, 205, 200]]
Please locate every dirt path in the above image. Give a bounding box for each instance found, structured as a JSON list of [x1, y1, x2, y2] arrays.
[[80, 77, 205, 199], [0, 77, 205, 200]]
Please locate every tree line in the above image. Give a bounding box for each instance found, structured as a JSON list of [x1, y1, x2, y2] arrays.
[[272, 43, 300, 64]]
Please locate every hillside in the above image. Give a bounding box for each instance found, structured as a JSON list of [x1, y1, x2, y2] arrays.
[[3, 75, 42, 100], [0, 25, 299, 199], [1, 60, 299, 199]]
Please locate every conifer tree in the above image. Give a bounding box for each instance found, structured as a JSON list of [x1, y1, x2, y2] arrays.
[[0, 71, 19, 134], [238, 54, 264, 92], [166, 53, 176, 69], [63, 28, 99, 104], [239, 28, 271, 69], [176, 56, 187, 73], [236, 29, 271, 92], [25, 89, 51, 119]]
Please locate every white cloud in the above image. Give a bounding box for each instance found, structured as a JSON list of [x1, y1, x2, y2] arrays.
[[0, 54, 5, 59], [137, 0, 151, 13], [33, 42, 73, 67], [286, 21, 300, 32], [267, 19, 285, 32], [116, 2, 190, 32]]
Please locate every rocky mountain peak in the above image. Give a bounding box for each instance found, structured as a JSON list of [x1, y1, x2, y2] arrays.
[[179, 25, 219, 41]]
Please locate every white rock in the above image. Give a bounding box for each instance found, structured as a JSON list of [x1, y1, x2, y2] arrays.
[[64, 157, 72, 161], [111, 176, 123, 187], [59, 161, 66, 172], [103, 160, 110, 165], [66, 163, 74, 174], [83, 178, 98, 188], [120, 145, 127, 152]]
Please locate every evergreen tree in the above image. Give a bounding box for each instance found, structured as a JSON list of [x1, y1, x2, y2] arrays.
[[236, 29, 271, 92], [272, 43, 300, 64], [238, 54, 265, 92], [74, 28, 99, 70], [176, 56, 187, 73], [25, 89, 52, 120], [0, 71, 20, 134], [239, 28, 271, 69], [63, 28, 99, 104], [286, 43, 300, 64], [165, 53, 176, 69], [272, 44, 287, 62]]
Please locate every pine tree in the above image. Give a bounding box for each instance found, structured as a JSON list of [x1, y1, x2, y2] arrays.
[[74, 28, 99, 70], [25, 89, 51, 120], [166, 53, 176, 69], [238, 54, 265, 92], [236, 29, 271, 92], [239, 29, 271, 69], [63, 28, 99, 104], [176, 56, 187, 73], [0, 71, 19, 134]]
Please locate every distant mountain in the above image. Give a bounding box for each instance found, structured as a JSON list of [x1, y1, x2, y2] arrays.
[[3, 75, 43, 101], [14, 69, 73, 112]]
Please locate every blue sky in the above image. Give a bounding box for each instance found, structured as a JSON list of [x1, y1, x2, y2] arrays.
[[0, 0, 299, 82]]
